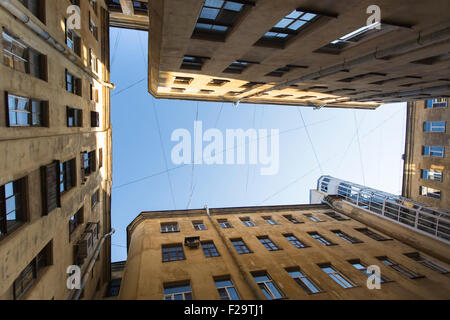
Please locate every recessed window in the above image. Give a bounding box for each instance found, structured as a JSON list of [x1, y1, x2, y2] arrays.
[[88, 11, 98, 40], [355, 228, 390, 241], [65, 70, 82, 96], [199, 89, 214, 94], [223, 60, 253, 74], [0, 177, 27, 237], [171, 87, 185, 93], [256, 10, 318, 47], [423, 121, 446, 132], [91, 189, 99, 209], [304, 214, 322, 222], [252, 272, 284, 299], [207, 79, 230, 87], [421, 169, 443, 182], [163, 282, 192, 300], [240, 217, 255, 227], [319, 263, 355, 288], [283, 215, 301, 224], [377, 256, 423, 279], [332, 230, 362, 244], [426, 98, 447, 108], [192, 220, 206, 230], [91, 111, 100, 128], [89, 49, 98, 74], [161, 222, 179, 233], [162, 244, 185, 262], [286, 267, 321, 294], [308, 232, 335, 246], [6, 93, 47, 127], [218, 219, 233, 228], [59, 158, 76, 194], [348, 259, 389, 283], [192, 0, 253, 40], [258, 236, 280, 251], [404, 252, 449, 274], [215, 277, 240, 300], [81, 151, 96, 180], [231, 238, 251, 254], [13, 241, 52, 300], [262, 216, 278, 225], [19, 0, 45, 22], [201, 241, 220, 258], [266, 65, 307, 77], [69, 208, 83, 237], [67, 107, 82, 127], [419, 186, 441, 199], [283, 234, 308, 248], [2, 29, 47, 80], [174, 76, 193, 85], [323, 212, 349, 221], [181, 55, 209, 70], [423, 146, 444, 157], [65, 21, 81, 56], [240, 82, 265, 89]]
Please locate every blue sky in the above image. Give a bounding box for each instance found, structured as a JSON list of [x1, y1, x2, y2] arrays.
[[109, 28, 406, 262]]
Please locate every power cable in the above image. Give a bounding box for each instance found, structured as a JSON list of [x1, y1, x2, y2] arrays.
[[298, 108, 323, 175]]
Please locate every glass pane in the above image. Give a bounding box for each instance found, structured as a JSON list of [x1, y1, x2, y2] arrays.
[[286, 10, 301, 19], [266, 282, 282, 299], [6, 196, 16, 213], [200, 7, 220, 20], [228, 287, 240, 300], [274, 18, 292, 28], [205, 0, 224, 8], [164, 285, 191, 295], [302, 13, 316, 21], [253, 275, 269, 283], [302, 278, 320, 293], [258, 284, 273, 300], [289, 20, 306, 30], [17, 112, 29, 125], [196, 23, 212, 30], [215, 280, 232, 288], [5, 182, 14, 197], [174, 294, 183, 300], [212, 25, 228, 32], [224, 2, 243, 11]]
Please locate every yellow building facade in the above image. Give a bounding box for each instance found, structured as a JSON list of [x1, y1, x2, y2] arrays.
[[119, 202, 450, 300]]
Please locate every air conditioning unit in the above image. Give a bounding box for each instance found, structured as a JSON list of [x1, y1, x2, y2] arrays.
[[86, 222, 99, 244], [184, 236, 200, 249], [77, 231, 94, 259]]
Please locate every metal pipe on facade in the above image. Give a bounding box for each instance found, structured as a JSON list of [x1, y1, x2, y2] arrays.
[[204, 205, 264, 300]]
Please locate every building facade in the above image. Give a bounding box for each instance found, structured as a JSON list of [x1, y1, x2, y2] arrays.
[[119, 201, 450, 300], [0, 0, 113, 300], [403, 98, 449, 210], [106, 0, 149, 31], [141, 0, 450, 109]]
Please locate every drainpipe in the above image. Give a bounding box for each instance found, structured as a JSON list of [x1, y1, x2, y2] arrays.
[[0, 0, 114, 89], [204, 205, 264, 300], [68, 228, 115, 300]]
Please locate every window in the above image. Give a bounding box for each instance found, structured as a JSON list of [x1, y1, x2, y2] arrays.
[[6, 93, 47, 127], [252, 272, 284, 300], [215, 277, 240, 300], [355, 228, 390, 241], [305, 214, 322, 222], [0, 178, 27, 237], [266, 65, 307, 77], [105, 279, 121, 297], [14, 242, 52, 300], [160, 222, 179, 233], [174, 76, 193, 85], [59, 159, 76, 194], [192, 0, 253, 40], [231, 238, 251, 254], [426, 98, 447, 108], [332, 230, 362, 244], [65, 70, 82, 96], [419, 186, 441, 199], [319, 263, 355, 288], [421, 169, 443, 182], [348, 259, 389, 283], [377, 256, 423, 279], [404, 252, 449, 274], [283, 215, 301, 224], [91, 189, 99, 209], [91, 111, 100, 128], [309, 232, 335, 246], [98, 148, 103, 169], [2, 29, 46, 80], [218, 219, 232, 228], [240, 81, 265, 89], [90, 84, 99, 103], [240, 217, 255, 227], [89, 49, 98, 73], [89, 12, 98, 40], [80, 151, 96, 181], [223, 60, 253, 74], [163, 282, 192, 300], [323, 211, 349, 221], [423, 121, 446, 132], [181, 55, 209, 70], [201, 241, 220, 257], [283, 234, 308, 248], [258, 236, 280, 251], [69, 208, 83, 237], [423, 146, 444, 157], [257, 10, 318, 47], [192, 220, 206, 230], [65, 22, 81, 56], [19, 0, 45, 22], [162, 244, 185, 262], [67, 107, 82, 127], [207, 79, 230, 87], [263, 216, 278, 225], [89, 0, 98, 14], [286, 267, 321, 294]]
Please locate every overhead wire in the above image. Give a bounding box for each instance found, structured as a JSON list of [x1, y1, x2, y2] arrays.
[[298, 108, 323, 175]]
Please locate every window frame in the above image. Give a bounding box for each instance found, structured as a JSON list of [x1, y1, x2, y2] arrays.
[[162, 244, 185, 262]]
